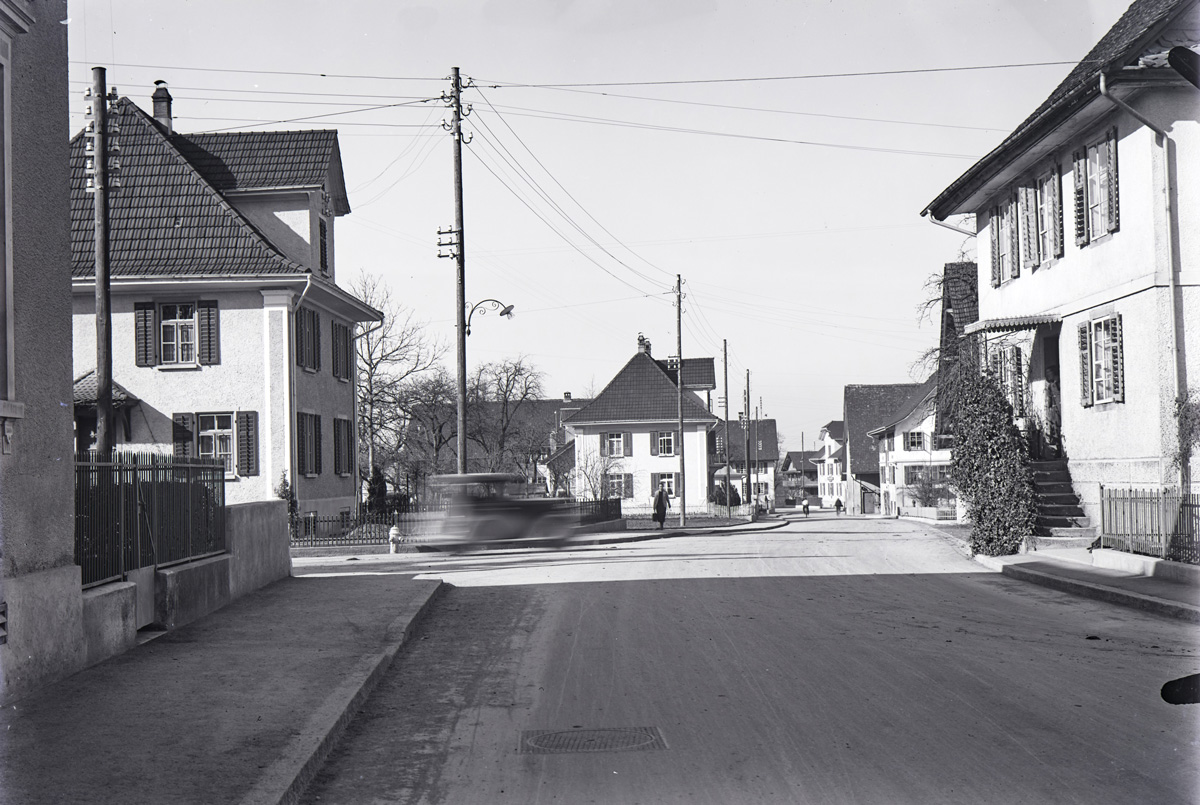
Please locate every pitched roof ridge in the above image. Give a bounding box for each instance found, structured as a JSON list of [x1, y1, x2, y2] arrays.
[[112, 99, 307, 275]]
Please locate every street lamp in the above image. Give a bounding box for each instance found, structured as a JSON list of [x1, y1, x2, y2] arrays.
[[457, 298, 514, 473]]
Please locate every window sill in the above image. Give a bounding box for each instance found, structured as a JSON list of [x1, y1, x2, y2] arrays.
[[0, 401, 25, 419], [301, 366, 319, 375], [158, 363, 202, 372]]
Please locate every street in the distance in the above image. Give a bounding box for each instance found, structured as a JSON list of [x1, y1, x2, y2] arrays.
[[297, 515, 1200, 805]]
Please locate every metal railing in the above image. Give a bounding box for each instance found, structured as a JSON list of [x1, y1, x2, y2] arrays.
[[75, 452, 227, 588], [574, 498, 622, 525], [289, 504, 449, 548], [1100, 486, 1199, 564]]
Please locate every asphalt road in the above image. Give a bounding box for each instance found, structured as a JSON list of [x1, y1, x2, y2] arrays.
[[299, 514, 1200, 805]]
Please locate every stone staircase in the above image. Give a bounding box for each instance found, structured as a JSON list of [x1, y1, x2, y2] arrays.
[[1031, 459, 1099, 549]]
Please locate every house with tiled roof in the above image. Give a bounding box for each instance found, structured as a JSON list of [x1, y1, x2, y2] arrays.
[[709, 418, 779, 510], [70, 84, 380, 517], [923, 0, 1200, 523], [843, 383, 923, 514], [866, 378, 955, 518], [810, 420, 846, 507], [560, 335, 716, 514], [779, 450, 820, 506]]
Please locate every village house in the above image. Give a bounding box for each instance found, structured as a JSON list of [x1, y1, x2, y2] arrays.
[[779, 450, 820, 506], [868, 378, 957, 518], [811, 420, 846, 508], [842, 383, 922, 515], [69, 84, 380, 519], [923, 0, 1199, 526], [558, 335, 716, 514], [710, 418, 779, 511]]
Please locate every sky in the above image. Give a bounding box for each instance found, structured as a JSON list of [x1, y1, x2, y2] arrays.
[[66, 0, 1135, 452]]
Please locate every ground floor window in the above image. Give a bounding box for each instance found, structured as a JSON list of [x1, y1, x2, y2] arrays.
[[603, 473, 632, 499], [198, 414, 234, 472], [651, 472, 677, 497]]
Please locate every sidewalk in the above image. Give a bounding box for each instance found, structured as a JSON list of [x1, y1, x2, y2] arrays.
[[0, 516, 785, 805], [925, 523, 1200, 623]]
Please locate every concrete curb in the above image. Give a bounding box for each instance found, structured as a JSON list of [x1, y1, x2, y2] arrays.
[[995, 561, 1200, 623], [574, 517, 789, 547], [237, 579, 446, 805]]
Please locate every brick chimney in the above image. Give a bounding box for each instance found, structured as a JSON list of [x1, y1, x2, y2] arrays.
[[637, 333, 651, 355], [563, 392, 572, 402], [152, 80, 173, 134]]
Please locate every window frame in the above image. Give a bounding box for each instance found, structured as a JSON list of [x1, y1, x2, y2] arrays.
[[905, 431, 926, 452], [657, 431, 675, 457], [159, 302, 198, 366], [197, 412, 235, 474], [1091, 317, 1119, 405], [605, 432, 624, 457]]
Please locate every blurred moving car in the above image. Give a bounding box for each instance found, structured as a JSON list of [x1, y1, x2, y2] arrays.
[[426, 473, 574, 550]]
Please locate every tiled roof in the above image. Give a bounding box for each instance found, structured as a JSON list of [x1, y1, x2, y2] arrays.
[[820, 420, 844, 442], [656, 357, 717, 390], [70, 99, 311, 279], [714, 419, 779, 461], [942, 262, 978, 337], [73, 369, 138, 408], [564, 352, 716, 425], [174, 130, 350, 214], [926, 0, 1193, 218], [782, 450, 821, 472], [813, 445, 845, 464], [546, 439, 575, 471], [843, 383, 923, 475]]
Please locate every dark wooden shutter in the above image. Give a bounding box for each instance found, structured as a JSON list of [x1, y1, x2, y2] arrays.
[[1078, 323, 1094, 408], [623, 474, 633, 499], [649, 431, 658, 456], [674, 473, 681, 496], [314, 415, 323, 475], [623, 432, 632, 456], [134, 302, 157, 366], [330, 323, 340, 380], [1011, 347, 1025, 416], [1073, 150, 1089, 247], [1111, 315, 1125, 403], [1020, 187, 1038, 271], [295, 310, 305, 367], [237, 411, 259, 476], [313, 312, 322, 372], [1008, 195, 1020, 279], [599, 433, 608, 457], [197, 301, 219, 365], [172, 413, 195, 458], [1050, 165, 1064, 258], [989, 206, 1002, 287], [333, 417, 343, 476], [296, 413, 308, 475], [1105, 127, 1119, 234]]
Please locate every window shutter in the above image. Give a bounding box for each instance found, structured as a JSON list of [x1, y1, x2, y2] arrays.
[[1105, 127, 1119, 234], [295, 310, 305, 367], [296, 413, 308, 475], [1073, 150, 1089, 247], [674, 473, 681, 495], [172, 412, 195, 458], [1078, 323, 1094, 408], [333, 418, 343, 476], [649, 431, 658, 456], [623, 432, 632, 456], [649, 473, 657, 494], [314, 312, 322, 372], [314, 415, 323, 475], [237, 411, 259, 476], [989, 206, 1002, 287], [1050, 165, 1064, 258], [623, 473, 633, 499], [599, 433, 608, 457], [1111, 314, 1125, 403], [1008, 194, 1021, 279], [197, 301, 219, 365], [331, 323, 340, 380], [988, 346, 1001, 379], [1020, 187, 1038, 271], [134, 303, 157, 366], [1011, 347, 1025, 417]]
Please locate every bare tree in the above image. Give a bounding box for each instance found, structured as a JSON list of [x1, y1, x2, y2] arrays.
[[574, 444, 619, 501], [352, 274, 443, 485], [394, 367, 457, 498], [466, 357, 545, 473]]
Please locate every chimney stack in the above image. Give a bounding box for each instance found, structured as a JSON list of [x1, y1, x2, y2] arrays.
[[637, 333, 651, 355], [152, 80, 173, 134], [563, 392, 572, 402]]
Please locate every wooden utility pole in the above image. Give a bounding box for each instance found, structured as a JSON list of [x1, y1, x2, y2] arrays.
[[91, 67, 114, 455], [723, 339, 730, 519], [745, 370, 752, 510], [676, 274, 686, 526], [449, 67, 469, 475]]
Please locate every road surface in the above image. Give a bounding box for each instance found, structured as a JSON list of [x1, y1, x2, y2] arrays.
[[298, 513, 1199, 804]]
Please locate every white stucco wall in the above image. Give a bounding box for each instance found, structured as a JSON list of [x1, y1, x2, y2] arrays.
[[567, 423, 711, 514]]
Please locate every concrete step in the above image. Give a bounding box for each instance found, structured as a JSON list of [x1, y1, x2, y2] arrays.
[[1030, 533, 1100, 550], [1030, 460, 1069, 472], [1037, 514, 1092, 529], [1032, 469, 1072, 483], [1046, 525, 1097, 540], [1038, 503, 1087, 517], [1034, 481, 1077, 496]]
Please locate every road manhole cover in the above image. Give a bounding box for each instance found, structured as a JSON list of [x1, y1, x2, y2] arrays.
[[519, 726, 668, 754]]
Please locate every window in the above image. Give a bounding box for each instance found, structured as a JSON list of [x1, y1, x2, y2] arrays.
[[651, 430, 675, 456], [332, 417, 353, 476], [135, 301, 219, 367], [600, 431, 630, 457], [330, 321, 352, 381], [296, 307, 321, 372], [1079, 315, 1125, 406], [297, 412, 322, 475], [989, 196, 1018, 286], [988, 344, 1026, 416], [1074, 128, 1119, 247], [1019, 168, 1063, 270], [904, 432, 926, 451], [651, 472, 678, 497], [603, 473, 632, 499], [172, 410, 258, 475]]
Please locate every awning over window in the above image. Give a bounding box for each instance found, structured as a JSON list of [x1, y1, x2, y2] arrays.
[[963, 313, 1060, 335]]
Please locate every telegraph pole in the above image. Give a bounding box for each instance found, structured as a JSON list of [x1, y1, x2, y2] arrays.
[[676, 274, 686, 527], [745, 370, 752, 511], [723, 339, 730, 519], [89, 67, 114, 455], [445, 67, 470, 474]]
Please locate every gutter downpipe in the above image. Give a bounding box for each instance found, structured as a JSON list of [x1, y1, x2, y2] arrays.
[[1098, 73, 1186, 490], [927, 216, 976, 238]]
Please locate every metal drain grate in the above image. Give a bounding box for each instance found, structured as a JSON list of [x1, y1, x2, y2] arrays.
[[519, 726, 668, 755]]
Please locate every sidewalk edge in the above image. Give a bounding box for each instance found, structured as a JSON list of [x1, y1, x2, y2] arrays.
[[238, 578, 446, 805], [998, 561, 1200, 623], [574, 517, 789, 546]]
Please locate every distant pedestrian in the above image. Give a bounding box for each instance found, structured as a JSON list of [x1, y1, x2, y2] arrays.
[[835, 498, 843, 516], [802, 500, 809, 517], [652, 482, 671, 529]]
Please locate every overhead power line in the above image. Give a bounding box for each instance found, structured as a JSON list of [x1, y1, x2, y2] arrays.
[[67, 60, 444, 82]]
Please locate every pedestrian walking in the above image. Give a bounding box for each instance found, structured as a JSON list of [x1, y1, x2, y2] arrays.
[[835, 498, 843, 516], [802, 500, 809, 517], [652, 482, 671, 529]]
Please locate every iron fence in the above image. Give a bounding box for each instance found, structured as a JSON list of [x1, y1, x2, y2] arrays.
[[574, 498, 623, 525], [289, 504, 450, 548], [1100, 486, 1199, 564], [75, 452, 227, 588]]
